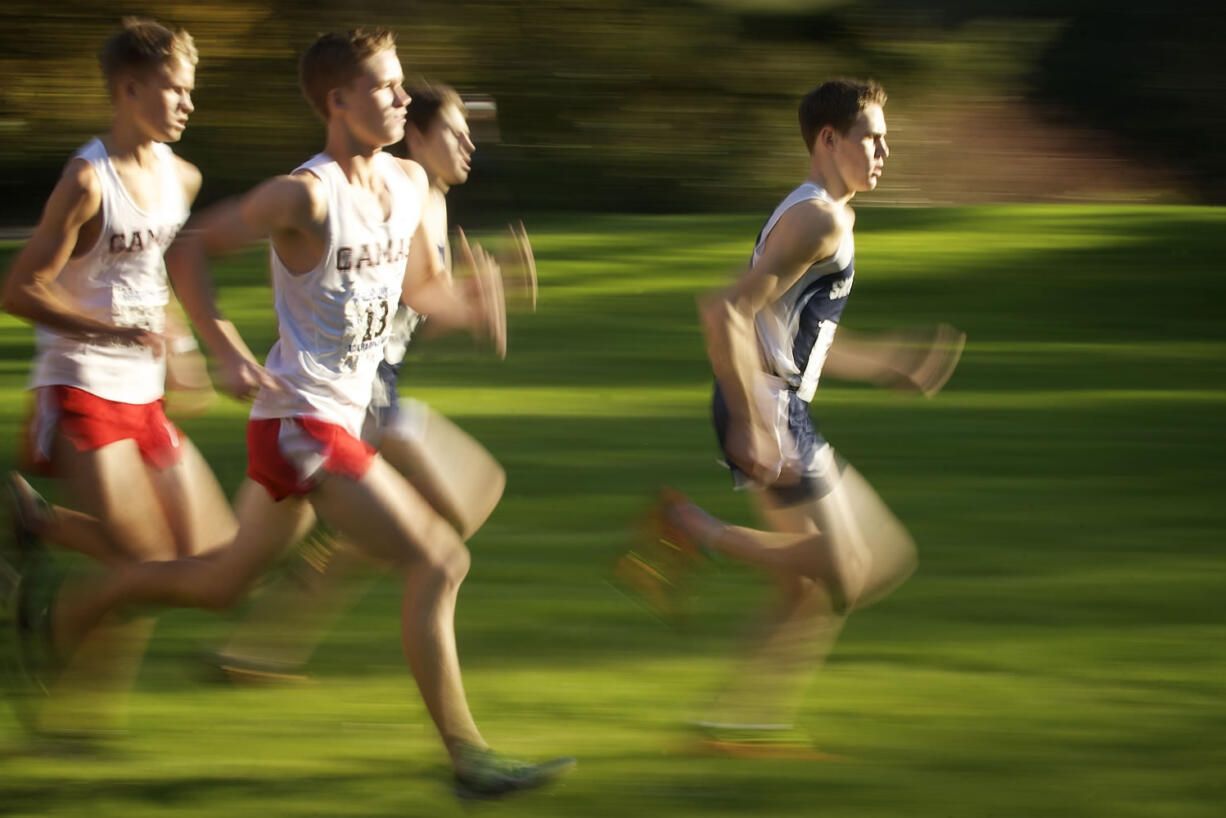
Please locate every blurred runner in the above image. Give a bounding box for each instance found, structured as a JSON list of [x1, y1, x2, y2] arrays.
[[209, 81, 537, 684], [20, 28, 572, 799], [0, 17, 234, 744], [617, 79, 965, 756]]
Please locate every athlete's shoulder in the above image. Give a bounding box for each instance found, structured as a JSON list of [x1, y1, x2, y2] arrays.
[[770, 196, 845, 264], [172, 155, 203, 205], [60, 154, 103, 198], [44, 156, 104, 226], [391, 156, 429, 191], [244, 170, 328, 233], [252, 170, 321, 205], [284, 170, 329, 224]]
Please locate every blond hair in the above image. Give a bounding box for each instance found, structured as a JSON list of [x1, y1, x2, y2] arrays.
[[299, 28, 397, 121], [98, 17, 197, 95]]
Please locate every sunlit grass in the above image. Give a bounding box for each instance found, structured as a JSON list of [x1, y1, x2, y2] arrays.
[[0, 206, 1223, 817]]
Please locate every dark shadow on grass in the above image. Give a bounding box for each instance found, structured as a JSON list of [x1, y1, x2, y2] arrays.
[[1, 757, 436, 815]]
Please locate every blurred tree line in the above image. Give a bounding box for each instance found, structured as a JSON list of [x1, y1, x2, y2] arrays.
[[0, 0, 1222, 222]]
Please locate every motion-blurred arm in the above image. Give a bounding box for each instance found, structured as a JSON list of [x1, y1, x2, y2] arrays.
[[825, 323, 966, 397], [402, 219, 507, 358], [166, 175, 318, 398], [698, 202, 839, 483], [2, 161, 161, 349]]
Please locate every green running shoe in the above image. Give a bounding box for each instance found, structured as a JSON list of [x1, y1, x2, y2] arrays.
[[452, 743, 576, 800]]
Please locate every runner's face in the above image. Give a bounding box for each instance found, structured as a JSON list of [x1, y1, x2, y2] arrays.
[[341, 49, 410, 148], [129, 56, 195, 143], [835, 103, 888, 193], [412, 104, 474, 186]]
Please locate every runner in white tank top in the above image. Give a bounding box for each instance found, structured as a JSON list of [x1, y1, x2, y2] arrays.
[[0, 18, 238, 741], [212, 82, 535, 687], [41, 30, 572, 798], [250, 150, 419, 437], [30, 137, 187, 404], [616, 80, 966, 753]]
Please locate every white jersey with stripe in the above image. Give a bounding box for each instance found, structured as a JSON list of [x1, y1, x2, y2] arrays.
[[250, 152, 422, 436], [30, 138, 188, 404], [753, 181, 855, 402]]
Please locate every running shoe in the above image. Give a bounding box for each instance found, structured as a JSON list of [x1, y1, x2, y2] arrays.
[[201, 650, 310, 685], [452, 743, 576, 800], [690, 722, 839, 760], [612, 487, 705, 621]]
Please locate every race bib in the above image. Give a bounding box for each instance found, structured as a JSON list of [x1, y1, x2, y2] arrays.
[[110, 284, 168, 340], [341, 289, 396, 372]]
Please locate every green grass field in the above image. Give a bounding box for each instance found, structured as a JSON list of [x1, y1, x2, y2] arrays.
[[1, 206, 1223, 817]]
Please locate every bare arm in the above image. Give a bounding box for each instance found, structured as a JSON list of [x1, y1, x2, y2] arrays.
[[2, 160, 157, 347], [165, 157, 204, 350], [397, 160, 507, 356], [698, 202, 842, 482], [166, 174, 321, 397], [824, 323, 966, 396], [161, 156, 216, 412], [162, 292, 216, 417]]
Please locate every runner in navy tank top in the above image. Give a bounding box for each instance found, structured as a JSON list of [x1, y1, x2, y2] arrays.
[[616, 79, 966, 756]]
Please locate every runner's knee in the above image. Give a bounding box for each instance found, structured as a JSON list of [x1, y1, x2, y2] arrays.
[[410, 524, 471, 589], [434, 539, 471, 587]]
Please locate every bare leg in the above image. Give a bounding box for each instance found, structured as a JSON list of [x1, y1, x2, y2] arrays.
[[307, 456, 486, 760], [36, 437, 186, 737], [676, 503, 865, 609], [51, 480, 312, 654], [684, 462, 917, 730], [50, 437, 180, 563], [376, 403, 506, 541], [217, 404, 505, 673], [36, 617, 155, 738], [705, 495, 845, 728], [145, 437, 238, 558], [22, 501, 117, 567], [216, 527, 377, 671]]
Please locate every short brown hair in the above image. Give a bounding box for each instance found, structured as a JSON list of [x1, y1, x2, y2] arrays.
[[299, 28, 397, 121], [799, 79, 887, 152], [406, 80, 464, 133], [98, 17, 197, 94]]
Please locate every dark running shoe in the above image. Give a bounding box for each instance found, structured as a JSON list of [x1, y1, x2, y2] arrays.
[[452, 743, 576, 800]]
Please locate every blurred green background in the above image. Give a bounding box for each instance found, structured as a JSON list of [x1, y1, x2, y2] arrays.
[[1, 0, 1224, 220]]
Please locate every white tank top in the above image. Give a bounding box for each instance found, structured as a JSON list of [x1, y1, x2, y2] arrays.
[[250, 152, 422, 436], [30, 138, 188, 403], [752, 182, 856, 402]]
